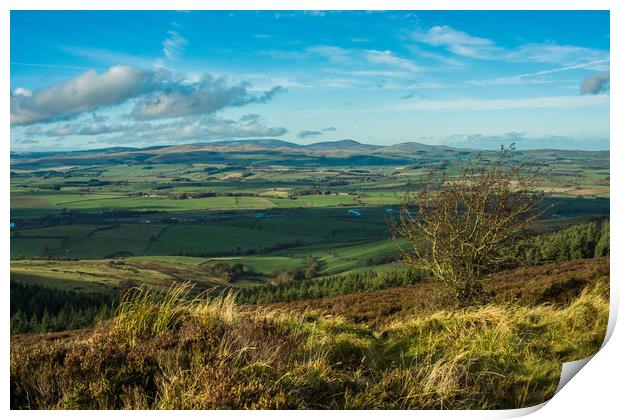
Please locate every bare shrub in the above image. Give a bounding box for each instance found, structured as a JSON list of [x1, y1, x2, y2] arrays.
[[394, 146, 548, 304]]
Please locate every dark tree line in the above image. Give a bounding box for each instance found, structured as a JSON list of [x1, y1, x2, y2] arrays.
[[10, 282, 116, 334], [508, 219, 609, 265], [236, 268, 427, 304]]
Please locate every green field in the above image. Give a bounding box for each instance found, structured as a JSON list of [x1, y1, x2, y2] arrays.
[[145, 224, 311, 255], [11, 224, 167, 259], [10, 142, 609, 293]]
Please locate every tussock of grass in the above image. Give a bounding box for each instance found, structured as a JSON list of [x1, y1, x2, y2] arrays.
[[11, 278, 609, 409], [112, 282, 198, 344], [195, 291, 240, 324]]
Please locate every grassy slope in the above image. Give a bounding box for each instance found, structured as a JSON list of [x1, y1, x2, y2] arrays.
[[265, 257, 609, 327], [10, 258, 609, 409], [10, 233, 404, 291], [10, 258, 226, 292]]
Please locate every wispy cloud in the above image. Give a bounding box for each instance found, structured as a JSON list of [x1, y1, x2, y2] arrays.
[[30, 113, 288, 148], [44, 122, 128, 137], [307, 45, 353, 64], [99, 114, 287, 146], [162, 30, 187, 60], [11, 61, 103, 71], [405, 45, 465, 69], [321, 78, 363, 89], [412, 26, 500, 59], [62, 46, 155, 68], [364, 50, 422, 72], [335, 69, 410, 79], [268, 45, 424, 75], [394, 95, 609, 112], [412, 25, 609, 67], [467, 59, 610, 87], [505, 43, 608, 66]]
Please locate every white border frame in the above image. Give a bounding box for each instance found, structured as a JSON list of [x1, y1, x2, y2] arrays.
[[3, 2, 616, 419]]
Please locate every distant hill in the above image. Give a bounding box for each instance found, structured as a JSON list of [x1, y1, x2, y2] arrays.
[[305, 139, 381, 150], [206, 139, 302, 149], [10, 138, 609, 170], [378, 142, 456, 154]]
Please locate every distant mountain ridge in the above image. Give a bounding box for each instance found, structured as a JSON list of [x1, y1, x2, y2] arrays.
[[12, 137, 611, 158], [10, 138, 609, 170]]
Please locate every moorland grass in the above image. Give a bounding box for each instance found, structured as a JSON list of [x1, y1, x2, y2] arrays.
[[10, 275, 608, 409]]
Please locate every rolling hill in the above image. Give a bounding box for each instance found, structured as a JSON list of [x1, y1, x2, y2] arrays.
[[10, 138, 610, 170]]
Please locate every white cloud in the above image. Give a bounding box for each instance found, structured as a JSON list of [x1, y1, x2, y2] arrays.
[[131, 77, 283, 120], [11, 66, 150, 125], [412, 26, 500, 59], [364, 50, 422, 73], [11, 66, 284, 125], [12, 87, 32, 97]]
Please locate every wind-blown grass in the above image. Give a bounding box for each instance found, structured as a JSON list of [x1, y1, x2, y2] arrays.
[[11, 277, 608, 409], [112, 282, 198, 344]]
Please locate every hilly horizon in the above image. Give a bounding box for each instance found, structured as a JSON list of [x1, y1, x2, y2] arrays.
[[10, 137, 610, 159]]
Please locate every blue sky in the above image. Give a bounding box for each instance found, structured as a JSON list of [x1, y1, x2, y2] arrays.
[[10, 10, 610, 151]]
